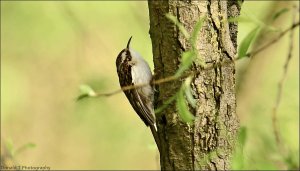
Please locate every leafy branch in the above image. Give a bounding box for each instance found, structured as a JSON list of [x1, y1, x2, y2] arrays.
[[246, 21, 300, 58], [77, 21, 299, 99], [77, 12, 299, 124]]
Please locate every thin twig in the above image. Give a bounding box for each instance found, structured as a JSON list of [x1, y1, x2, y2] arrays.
[[93, 73, 188, 97], [246, 21, 299, 58], [80, 22, 299, 99], [85, 61, 229, 98], [272, 5, 296, 156]]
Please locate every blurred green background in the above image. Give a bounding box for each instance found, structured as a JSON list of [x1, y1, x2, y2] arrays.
[[1, 1, 298, 170]]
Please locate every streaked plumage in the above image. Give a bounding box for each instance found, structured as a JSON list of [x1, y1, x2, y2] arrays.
[[116, 37, 156, 128]]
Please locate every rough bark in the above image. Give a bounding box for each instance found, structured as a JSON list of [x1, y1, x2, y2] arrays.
[[148, 0, 240, 170]]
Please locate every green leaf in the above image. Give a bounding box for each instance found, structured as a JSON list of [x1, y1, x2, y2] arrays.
[[14, 143, 36, 156], [184, 77, 196, 107], [176, 87, 195, 123], [238, 126, 247, 146], [231, 126, 247, 170], [80, 84, 96, 96], [237, 27, 260, 59], [175, 51, 196, 77], [166, 13, 190, 39], [190, 17, 205, 46], [272, 8, 289, 21], [5, 138, 14, 156], [231, 151, 244, 170], [77, 84, 96, 100], [77, 94, 89, 101], [231, 143, 244, 170], [284, 150, 299, 170], [155, 77, 196, 118], [237, 10, 277, 32]]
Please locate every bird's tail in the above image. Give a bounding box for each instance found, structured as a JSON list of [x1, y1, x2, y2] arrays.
[[149, 124, 161, 153]]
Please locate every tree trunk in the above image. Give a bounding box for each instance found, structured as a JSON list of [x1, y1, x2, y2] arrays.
[[148, 0, 240, 170]]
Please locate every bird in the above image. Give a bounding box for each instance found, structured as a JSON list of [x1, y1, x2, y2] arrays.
[[115, 37, 156, 130]]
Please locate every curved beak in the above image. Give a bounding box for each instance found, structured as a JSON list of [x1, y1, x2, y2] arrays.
[[126, 36, 132, 49]]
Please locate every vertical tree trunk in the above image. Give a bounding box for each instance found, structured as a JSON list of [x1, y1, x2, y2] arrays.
[[148, 0, 240, 170]]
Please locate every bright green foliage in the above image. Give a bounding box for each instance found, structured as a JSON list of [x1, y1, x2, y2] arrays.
[[155, 77, 196, 123], [228, 15, 277, 32], [190, 17, 206, 47], [176, 85, 195, 124], [14, 143, 36, 157], [237, 26, 260, 59], [80, 84, 96, 96], [165, 13, 190, 39], [190, 16, 206, 67], [5, 138, 14, 156], [184, 76, 196, 108], [176, 77, 196, 123], [231, 126, 247, 170], [175, 51, 196, 78], [272, 8, 289, 21], [5, 139, 36, 157], [285, 150, 299, 170], [164, 14, 206, 123], [238, 126, 247, 146], [155, 77, 196, 124], [167, 13, 206, 79], [77, 84, 96, 100]]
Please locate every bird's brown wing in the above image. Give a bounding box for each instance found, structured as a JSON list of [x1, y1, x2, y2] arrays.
[[124, 88, 155, 127], [116, 56, 155, 127]]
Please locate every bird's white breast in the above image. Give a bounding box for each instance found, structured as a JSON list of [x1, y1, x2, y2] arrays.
[[129, 48, 153, 96], [130, 48, 152, 84]]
